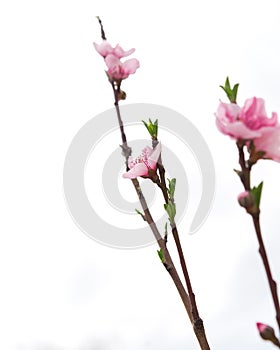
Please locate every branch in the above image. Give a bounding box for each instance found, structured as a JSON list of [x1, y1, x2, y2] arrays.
[[237, 142, 280, 333]]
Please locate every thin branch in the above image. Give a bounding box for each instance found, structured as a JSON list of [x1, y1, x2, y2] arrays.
[[237, 141, 251, 191], [237, 142, 280, 334], [252, 214, 280, 332], [96, 16, 106, 40], [155, 140, 206, 336]]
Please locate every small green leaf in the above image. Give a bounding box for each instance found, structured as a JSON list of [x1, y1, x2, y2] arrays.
[[220, 77, 239, 103], [157, 249, 165, 263], [164, 201, 176, 224], [251, 182, 263, 209], [167, 178, 176, 200], [232, 83, 239, 102], [135, 209, 146, 221], [225, 77, 230, 91], [142, 118, 158, 139]]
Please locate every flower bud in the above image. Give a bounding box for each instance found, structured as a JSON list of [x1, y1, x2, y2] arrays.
[[238, 191, 255, 209], [256, 322, 280, 346]]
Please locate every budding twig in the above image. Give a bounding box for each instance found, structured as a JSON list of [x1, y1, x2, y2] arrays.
[[237, 143, 280, 334]]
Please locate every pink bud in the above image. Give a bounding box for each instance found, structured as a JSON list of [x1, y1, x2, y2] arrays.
[[238, 191, 250, 201], [256, 322, 280, 346], [237, 191, 255, 209]]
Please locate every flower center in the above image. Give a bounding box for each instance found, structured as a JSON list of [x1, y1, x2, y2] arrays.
[[131, 149, 150, 169]]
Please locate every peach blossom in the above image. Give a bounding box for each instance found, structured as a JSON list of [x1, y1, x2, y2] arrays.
[[123, 143, 161, 179]]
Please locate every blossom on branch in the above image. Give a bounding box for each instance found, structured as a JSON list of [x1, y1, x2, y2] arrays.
[[94, 39, 139, 83], [215, 97, 278, 140], [216, 96, 280, 162], [123, 143, 161, 179], [105, 54, 139, 81]]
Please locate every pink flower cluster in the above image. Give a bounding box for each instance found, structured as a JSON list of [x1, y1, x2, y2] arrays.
[[215, 97, 280, 162], [94, 40, 140, 81]]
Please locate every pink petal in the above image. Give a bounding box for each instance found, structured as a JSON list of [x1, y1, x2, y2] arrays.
[[123, 163, 148, 179], [127, 156, 135, 169], [148, 142, 161, 169], [122, 58, 140, 74], [216, 119, 261, 140], [216, 101, 241, 122], [105, 54, 120, 68], [242, 97, 258, 118], [254, 126, 280, 162], [114, 44, 135, 58], [241, 97, 278, 130], [93, 41, 113, 57], [142, 146, 153, 157]]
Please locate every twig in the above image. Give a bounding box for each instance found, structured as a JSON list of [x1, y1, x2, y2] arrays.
[[96, 16, 106, 40], [237, 142, 280, 333], [155, 140, 207, 340]]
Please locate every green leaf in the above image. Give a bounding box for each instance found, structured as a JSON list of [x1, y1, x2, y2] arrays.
[[224, 77, 230, 91], [142, 118, 158, 139], [157, 249, 165, 263], [164, 201, 176, 224], [167, 178, 176, 200], [251, 182, 263, 209], [220, 77, 239, 103], [232, 83, 239, 102]]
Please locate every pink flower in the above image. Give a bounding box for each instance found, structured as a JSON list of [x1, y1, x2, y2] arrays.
[[94, 41, 135, 58], [216, 101, 260, 139], [105, 54, 140, 81], [215, 97, 278, 140], [123, 143, 161, 179], [254, 126, 280, 162]]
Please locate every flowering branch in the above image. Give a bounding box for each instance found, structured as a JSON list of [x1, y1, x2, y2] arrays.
[[95, 18, 211, 350], [216, 77, 280, 344]]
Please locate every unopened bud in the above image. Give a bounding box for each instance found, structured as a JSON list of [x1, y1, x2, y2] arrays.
[[256, 322, 280, 347], [238, 191, 258, 214]]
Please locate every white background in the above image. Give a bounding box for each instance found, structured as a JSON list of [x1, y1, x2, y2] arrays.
[[1, 1, 280, 349]]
